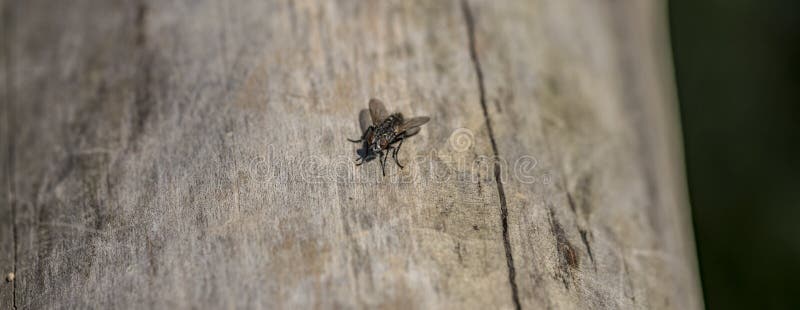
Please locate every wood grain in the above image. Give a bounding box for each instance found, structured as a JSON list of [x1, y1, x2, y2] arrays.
[[1, 0, 702, 309], [466, 0, 702, 308], [2, 0, 15, 306]]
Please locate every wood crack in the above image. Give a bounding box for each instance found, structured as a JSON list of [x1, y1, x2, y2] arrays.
[[132, 1, 154, 145], [461, 1, 521, 309], [3, 1, 18, 308]]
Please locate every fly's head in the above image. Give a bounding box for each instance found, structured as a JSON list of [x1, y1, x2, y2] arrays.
[[369, 136, 385, 154], [370, 143, 382, 155]]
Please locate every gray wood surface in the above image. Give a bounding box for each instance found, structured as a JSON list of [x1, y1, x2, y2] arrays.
[[1, 0, 702, 309]]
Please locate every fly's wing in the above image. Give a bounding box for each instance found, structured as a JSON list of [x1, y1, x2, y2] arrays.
[[403, 126, 421, 137], [368, 98, 389, 125], [397, 116, 430, 133], [358, 109, 371, 132]]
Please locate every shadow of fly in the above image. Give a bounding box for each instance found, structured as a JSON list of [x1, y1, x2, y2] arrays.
[[348, 98, 430, 176]]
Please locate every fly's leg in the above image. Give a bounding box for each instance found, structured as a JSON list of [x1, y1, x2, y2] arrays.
[[380, 151, 389, 176], [383, 151, 390, 176], [392, 138, 405, 169]]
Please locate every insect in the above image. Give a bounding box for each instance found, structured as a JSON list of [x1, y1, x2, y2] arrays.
[[348, 98, 430, 176]]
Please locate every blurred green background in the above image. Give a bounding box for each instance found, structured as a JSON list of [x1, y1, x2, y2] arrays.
[[669, 0, 799, 308]]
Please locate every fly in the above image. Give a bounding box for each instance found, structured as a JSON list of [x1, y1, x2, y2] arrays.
[[348, 98, 430, 176]]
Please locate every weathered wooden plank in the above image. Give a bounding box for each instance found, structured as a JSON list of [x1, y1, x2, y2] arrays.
[[465, 0, 702, 308], [4, 0, 518, 308], [1, 0, 16, 306], [6, 1, 146, 308], [2, 0, 701, 309]]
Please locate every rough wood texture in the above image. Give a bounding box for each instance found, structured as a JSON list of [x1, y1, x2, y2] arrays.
[[1, 0, 702, 308]]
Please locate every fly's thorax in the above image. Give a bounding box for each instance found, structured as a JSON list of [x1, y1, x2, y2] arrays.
[[377, 113, 403, 129], [370, 113, 402, 150], [389, 113, 404, 126]]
